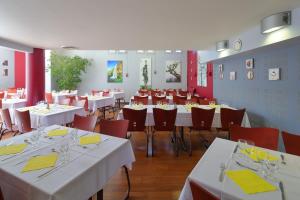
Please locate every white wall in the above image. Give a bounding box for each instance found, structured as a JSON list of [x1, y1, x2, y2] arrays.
[[199, 7, 300, 63], [0, 47, 15, 90], [55, 50, 187, 101]]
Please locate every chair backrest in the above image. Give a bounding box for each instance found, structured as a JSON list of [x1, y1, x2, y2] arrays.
[[66, 96, 76, 105], [1, 108, 13, 130], [189, 96, 199, 104], [166, 90, 177, 96], [199, 99, 210, 105], [45, 92, 53, 104], [78, 96, 89, 111], [7, 88, 17, 93], [103, 91, 110, 96], [179, 90, 188, 97], [173, 95, 187, 105], [230, 125, 279, 150], [0, 92, 4, 99], [99, 119, 129, 138], [72, 100, 86, 108], [123, 108, 147, 132], [191, 107, 215, 131], [73, 114, 97, 132], [0, 99, 2, 109], [151, 90, 162, 96], [15, 110, 32, 133], [0, 186, 3, 200], [133, 96, 148, 105], [153, 108, 177, 131], [91, 90, 101, 96], [152, 96, 167, 105], [220, 108, 245, 131], [59, 98, 71, 105], [190, 180, 220, 200], [282, 131, 300, 156]]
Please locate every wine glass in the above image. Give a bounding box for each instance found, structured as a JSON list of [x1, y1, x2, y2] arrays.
[[59, 140, 70, 163], [70, 129, 79, 144]]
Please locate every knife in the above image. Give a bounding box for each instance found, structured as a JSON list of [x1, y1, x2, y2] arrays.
[[279, 181, 286, 200]]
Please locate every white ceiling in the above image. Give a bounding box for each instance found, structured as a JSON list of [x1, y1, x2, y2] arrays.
[[1, 0, 300, 50]]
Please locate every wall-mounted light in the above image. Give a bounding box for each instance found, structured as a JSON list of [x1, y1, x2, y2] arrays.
[[165, 50, 172, 53], [175, 50, 182, 53], [137, 50, 144, 53], [216, 40, 229, 52], [60, 46, 78, 50], [108, 50, 116, 53], [119, 50, 127, 53], [261, 11, 291, 34], [147, 50, 155, 53]]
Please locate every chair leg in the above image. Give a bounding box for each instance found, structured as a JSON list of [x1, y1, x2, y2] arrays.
[[152, 129, 154, 156], [173, 129, 179, 157], [145, 130, 149, 157], [189, 128, 192, 156], [123, 166, 131, 200]]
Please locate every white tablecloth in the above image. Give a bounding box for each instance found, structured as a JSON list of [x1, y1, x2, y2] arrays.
[[179, 138, 300, 200], [2, 99, 27, 124], [130, 96, 174, 105], [112, 91, 125, 100], [16, 104, 86, 128], [85, 96, 115, 112], [0, 125, 135, 200], [117, 105, 250, 128], [52, 92, 77, 104]]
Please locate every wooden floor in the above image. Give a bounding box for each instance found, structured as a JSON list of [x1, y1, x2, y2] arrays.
[[0, 109, 223, 200]]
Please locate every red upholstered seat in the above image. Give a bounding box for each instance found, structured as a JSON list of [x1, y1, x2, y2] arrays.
[[190, 180, 220, 200], [282, 131, 300, 156], [152, 95, 168, 105], [15, 110, 32, 134], [173, 95, 187, 105], [73, 114, 97, 132], [230, 125, 279, 150], [220, 108, 245, 131], [99, 119, 129, 139], [78, 96, 89, 111], [133, 96, 148, 105]]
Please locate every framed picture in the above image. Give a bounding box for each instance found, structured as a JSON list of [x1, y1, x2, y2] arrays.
[[140, 58, 152, 88], [230, 71, 236, 80], [107, 60, 123, 83], [245, 58, 254, 69], [247, 70, 254, 80], [166, 60, 181, 82], [218, 64, 223, 72], [3, 69, 8, 76], [2, 60, 8, 66], [268, 68, 280, 80]]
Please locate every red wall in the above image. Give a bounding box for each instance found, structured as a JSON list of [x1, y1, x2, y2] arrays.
[[187, 51, 213, 99], [27, 48, 45, 106], [14, 51, 26, 88]]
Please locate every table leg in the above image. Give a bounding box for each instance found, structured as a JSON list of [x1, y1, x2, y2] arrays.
[[97, 189, 103, 200]]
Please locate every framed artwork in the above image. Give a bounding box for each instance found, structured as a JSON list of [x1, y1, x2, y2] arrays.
[[140, 58, 152, 88], [219, 73, 224, 80], [107, 60, 123, 83], [2, 60, 8, 66], [218, 64, 223, 72], [3, 69, 8, 76], [268, 68, 280, 80], [197, 63, 207, 87], [247, 71, 254, 80], [166, 60, 181, 82], [245, 58, 254, 69], [230, 71, 236, 80]]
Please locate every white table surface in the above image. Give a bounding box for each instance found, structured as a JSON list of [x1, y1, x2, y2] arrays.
[[130, 95, 174, 105], [117, 105, 250, 128], [16, 104, 86, 128], [2, 98, 27, 124], [111, 91, 125, 100], [52, 92, 77, 104], [0, 125, 135, 200], [179, 138, 300, 200], [84, 95, 115, 112]]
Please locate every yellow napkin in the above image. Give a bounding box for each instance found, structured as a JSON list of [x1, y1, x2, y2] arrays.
[[22, 153, 58, 173], [131, 105, 144, 110], [225, 169, 277, 194], [79, 135, 101, 145], [241, 147, 279, 162], [47, 129, 68, 137], [209, 104, 220, 108], [184, 104, 198, 112], [0, 144, 28, 156], [156, 105, 169, 110], [61, 105, 74, 109]]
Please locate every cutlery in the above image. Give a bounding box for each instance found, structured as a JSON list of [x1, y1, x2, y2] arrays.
[[279, 181, 285, 200], [235, 161, 258, 172], [219, 162, 226, 182], [37, 162, 64, 179], [280, 154, 287, 165], [233, 144, 239, 154], [15, 149, 58, 166], [24, 139, 32, 145]]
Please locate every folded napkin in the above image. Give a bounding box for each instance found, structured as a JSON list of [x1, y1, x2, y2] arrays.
[[225, 169, 277, 194], [241, 147, 279, 162], [184, 104, 199, 112], [47, 129, 69, 137], [130, 105, 145, 110], [156, 105, 170, 110], [79, 135, 101, 145], [22, 153, 58, 173], [0, 144, 28, 156], [209, 104, 221, 108]]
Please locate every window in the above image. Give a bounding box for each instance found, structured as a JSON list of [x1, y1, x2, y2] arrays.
[[197, 62, 207, 87]]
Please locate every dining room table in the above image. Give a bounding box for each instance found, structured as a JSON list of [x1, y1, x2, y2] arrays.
[[52, 91, 77, 104], [16, 104, 86, 128], [179, 138, 300, 200], [0, 124, 135, 200], [2, 98, 27, 123]]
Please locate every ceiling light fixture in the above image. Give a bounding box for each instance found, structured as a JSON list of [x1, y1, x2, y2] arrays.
[[137, 50, 144, 53], [165, 50, 172, 53], [60, 46, 77, 50], [261, 11, 291, 34], [216, 40, 229, 52], [147, 50, 155, 53], [119, 50, 127, 53], [108, 50, 116, 53], [175, 50, 182, 53]]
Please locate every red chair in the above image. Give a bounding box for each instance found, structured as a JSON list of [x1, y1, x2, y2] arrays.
[[72, 100, 86, 108], [0, 92, 4, 99], [7, 88, 17, 93], [173, 95, 187, 105], [0, 187, 3, 200], [199, 99, 210, 105], [133, 96, 148, 105], [179, 90, 188, 97], [66, 96, 76, 105], [0, 109, 18, 137], [230, 125, 279, 150], [151, 90, 162, 96], [220, 108, 245, 132], [99, 119, 130, 199], [45, 92, 53, 104], [78, 96, 89, 112], [103, 91, 110, 96], [166, 90, 177, 96], [123, 108, 148, 156], [73, 114, 97, 132], [15, 110, 32, 134], [152, 108, 178, 156], [152, 96, 168, 105], [189, 107, 216, 155], [282, 131, 300, 156], [91, 90, 101, 96], [59, 98, 71, 105], [190, 180, 220, 200], [189, 96, 199, 104]]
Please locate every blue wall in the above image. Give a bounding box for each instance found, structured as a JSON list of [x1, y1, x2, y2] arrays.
[[213, 37, 300, 150]]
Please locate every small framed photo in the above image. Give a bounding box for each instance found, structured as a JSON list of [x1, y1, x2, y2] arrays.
[[2, 60, 8, 66], [230, 71, 236, 80], [3, 69, 8, 76], [218, 64, 223, 72], [268, 68, 280, 80], [245, 58, 254, 69], [219, 73, 224, 80]]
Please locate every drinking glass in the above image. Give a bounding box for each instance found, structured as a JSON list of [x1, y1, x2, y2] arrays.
[[237, 139, 248, 151], [59, 140, 70, 163], [30, 131, 41, 148], [70, 129, 79, 144]]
